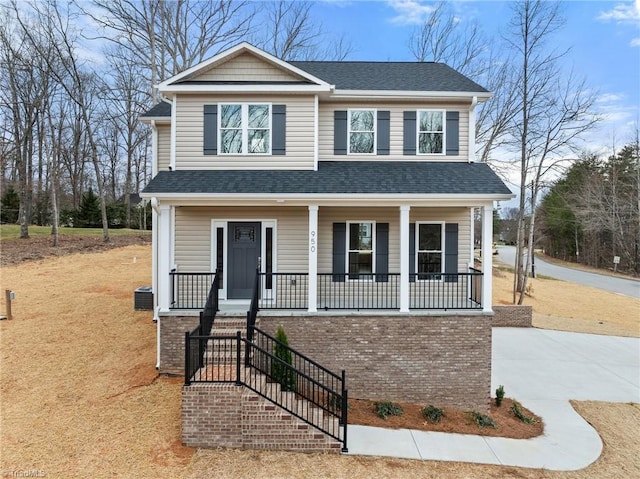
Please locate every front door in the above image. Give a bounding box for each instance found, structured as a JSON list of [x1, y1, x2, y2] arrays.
[[227, 222, 261, 299]]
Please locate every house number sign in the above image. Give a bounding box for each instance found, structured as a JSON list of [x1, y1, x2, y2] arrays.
[[310, 230, 316, 253]]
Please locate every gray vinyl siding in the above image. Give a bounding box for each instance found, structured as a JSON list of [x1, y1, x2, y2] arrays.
[[173, 206, 308, 273], [318, 101, 470, 162], [193, 52, 303, 82], [173, 206, 471, 274], [174, 94, 315, 170], [157, 124, 171, 172], [317, 206, 471, 274]]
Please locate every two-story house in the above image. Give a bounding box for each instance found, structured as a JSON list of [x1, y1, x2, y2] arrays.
[[140, 43, 513, 440]]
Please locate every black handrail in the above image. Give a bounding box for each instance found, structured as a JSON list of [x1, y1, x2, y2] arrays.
[[199, 270, 219, 336]]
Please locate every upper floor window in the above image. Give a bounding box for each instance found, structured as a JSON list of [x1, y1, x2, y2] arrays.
[[418, 110, 445, 155], [220, 103, 271, 154], [349, 109, 376, 154]]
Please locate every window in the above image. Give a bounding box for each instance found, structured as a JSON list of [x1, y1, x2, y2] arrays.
[[220, 104, 270, 154], [417, 223, 444, 279], [418, 110, 445, 154], [348, 222, 374, 279], [349, 110, 375, 154]]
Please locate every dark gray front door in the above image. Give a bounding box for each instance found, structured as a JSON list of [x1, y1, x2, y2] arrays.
[[228, 222, 261, 299]]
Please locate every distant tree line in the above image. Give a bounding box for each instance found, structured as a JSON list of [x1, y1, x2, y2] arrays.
[[536, 141, 640, 275]]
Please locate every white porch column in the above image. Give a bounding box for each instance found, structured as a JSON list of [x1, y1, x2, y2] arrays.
[[157, 204, 172, 311], [308, 205, 319, 312], [399, 205, 411, 312], [481, 204, 494, 313]]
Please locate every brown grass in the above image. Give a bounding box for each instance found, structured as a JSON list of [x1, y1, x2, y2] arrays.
[[492, 267, 640, 338], [1, 244, 639, 478]]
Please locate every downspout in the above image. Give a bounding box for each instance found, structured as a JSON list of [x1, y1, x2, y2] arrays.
[[151, 197, 161, 369], [469, 96, 477, 163]]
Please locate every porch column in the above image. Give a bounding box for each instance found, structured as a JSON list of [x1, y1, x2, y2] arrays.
[[481, 204, 493, 313], [399, 205, 410, 312], [308, 205, 319, 312], [157, 203, 172, 311]]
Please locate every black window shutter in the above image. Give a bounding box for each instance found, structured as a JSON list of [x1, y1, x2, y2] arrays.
[[409, 223, 416, 282], [332, 223, 346, 282], [334, 111, 347, 155], [377, 111, 390, 155], [272, 104, 286, 155], [403, 111, 416, 155], [446, 111, 460, 156], [203, 104, 217, 155], [444, 223, 459, 282], [375, 223, 389, 282]]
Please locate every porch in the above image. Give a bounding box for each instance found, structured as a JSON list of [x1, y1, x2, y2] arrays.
[[170, 269, 483, 312]]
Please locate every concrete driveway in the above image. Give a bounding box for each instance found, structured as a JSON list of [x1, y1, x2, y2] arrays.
[[348, 328, 640, 470]]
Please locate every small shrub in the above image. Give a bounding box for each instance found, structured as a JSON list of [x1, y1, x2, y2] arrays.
[[421, 405, 444, 424], [512, 401, 538, 424], [495, 385, 505, 407], [470, 411, 498, 429], [375, 401, 403, 420], [271, 325, 296, 392]]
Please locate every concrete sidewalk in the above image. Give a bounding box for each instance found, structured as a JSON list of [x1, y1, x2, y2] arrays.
[[346, 328, 640, 471]]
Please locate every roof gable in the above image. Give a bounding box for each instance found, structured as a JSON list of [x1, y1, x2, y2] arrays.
[[157, 42, 331, 92]]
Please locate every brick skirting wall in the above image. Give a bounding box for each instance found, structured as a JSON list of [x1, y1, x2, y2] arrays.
[[260, 315, 492, 411], [182, 383, 341, 452], [492, 305, 532, 327], [159, 315, 199, 374]]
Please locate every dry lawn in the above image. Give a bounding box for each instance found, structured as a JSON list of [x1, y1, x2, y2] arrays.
[[1, 244, 639, 478], [493, 267, 640, 337]]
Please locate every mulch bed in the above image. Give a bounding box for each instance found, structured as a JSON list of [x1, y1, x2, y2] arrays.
[[348, 397, 543, 439], [0, 233, 151, 266]]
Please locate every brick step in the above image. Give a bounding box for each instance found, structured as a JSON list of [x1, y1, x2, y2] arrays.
[[213, 318, 248, 328]]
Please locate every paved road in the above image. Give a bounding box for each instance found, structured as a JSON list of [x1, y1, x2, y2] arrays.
[[496, 245, 640, 299]]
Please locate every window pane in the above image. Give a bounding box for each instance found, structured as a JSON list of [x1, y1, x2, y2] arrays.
[[418, 252, 442, 273], [248, 129, 270, 153], [349, 223, 372, 250], [248, 105, 269, 128], [349, 252, 373, 275], [419, 111, 443, 132], [266, 227, 273, 289], [221, 104, 241, 128], [216, 228, 224, 289], [419, 224, 442, 250], [350, 110, 374, 131], [221, 129, 242, 153], [349, 132, 374, 153], [419, 132, 443, 154]]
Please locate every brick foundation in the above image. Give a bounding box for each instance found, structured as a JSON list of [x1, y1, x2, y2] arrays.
[[159, 314, 199, 374], [260, 314, 492, 411], [182, 383, 341, 452], [492, 305, 532, 327]]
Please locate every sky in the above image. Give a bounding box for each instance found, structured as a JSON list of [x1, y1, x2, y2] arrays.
[[310, 0, 640, 155]]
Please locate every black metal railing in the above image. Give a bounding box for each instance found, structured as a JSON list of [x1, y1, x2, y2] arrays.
[[184, 327, 348, 452], [170, 271, 216, 309], [318, 273, 400, 309], [257, 272, 309, 309], [199, 270, 220, 336], [246, 267, 260, 343], [469, 267, 483, 305], [409, 271, 483, 309]]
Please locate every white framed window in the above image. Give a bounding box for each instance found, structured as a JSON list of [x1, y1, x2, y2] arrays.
[[416, 222, 444, 279], [417, 110, 445, 155], [348, 109, 376, 154], [219, 103, 271, 154], [347, 221, 375, 280]]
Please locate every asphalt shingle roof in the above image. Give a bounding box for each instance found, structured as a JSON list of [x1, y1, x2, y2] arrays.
[[291, 61, 489, 93], [142, 161, 512, 196], [140, 101, 172, 118]]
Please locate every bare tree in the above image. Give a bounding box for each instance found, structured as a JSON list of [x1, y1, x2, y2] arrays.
[[87, 0, 254, 100], [505, 0, 599, 303], [257, 0, 352, 61]]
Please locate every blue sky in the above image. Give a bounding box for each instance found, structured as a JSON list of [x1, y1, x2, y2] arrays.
[[311, 0, 640, 154]]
